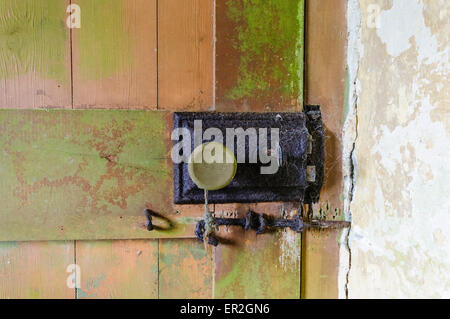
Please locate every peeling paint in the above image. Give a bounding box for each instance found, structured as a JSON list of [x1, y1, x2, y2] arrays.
[[278, 229, 300, 272], [376, 0, 446, 66], [340, 0, 450, 298], [338, 0, 362, 299]]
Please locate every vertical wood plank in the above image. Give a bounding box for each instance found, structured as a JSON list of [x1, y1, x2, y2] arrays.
[[72, 0, 157, 108], [76, 240, 158, 298], [157, 0, 215, 299], [72, 0, 160, 299], [215, 232, 301, 298], [159, 239, 212, 298], [0, 241, 75, 299], [216, 0, 304, 111], [213, 203, 301, 299], [0, 0, 71, 108], [214, 0, 304, 299], [301, 228, 341, 299], [158, 0, 214, 110], [74, 0, 214, 299], [0, 0, 75, 299], [302, 0, 347, 299], [158, 0, 214, 298]]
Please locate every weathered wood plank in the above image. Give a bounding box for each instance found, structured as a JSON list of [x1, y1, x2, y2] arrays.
[[214, 0, 304, 299], [302, 0, 347, 299], [158, 0, 214, 110], [159, 239, 212, 298], [0, 1, 75, 299], [72, 0, 157, 108], [75, 240, 158, 298], [0, 241, 75, 298], [73, 1, 215, 299], [0, 109, 199, 240], [0, 0, 71, 108], [71, 1, 160, 298], [156, 1, 215, 300], [213, 203, 301, 298], [301, 228, 341, 299], [216, 0, 304, 111]]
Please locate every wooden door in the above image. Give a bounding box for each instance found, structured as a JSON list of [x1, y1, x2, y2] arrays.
[[0, 0, 346, 298]]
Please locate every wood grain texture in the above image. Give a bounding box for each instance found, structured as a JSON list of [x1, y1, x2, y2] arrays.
[[302, 0, 347, 299], [75, 240, 158, 298], [72, 0, 157, 108], [213, 203, 301, 298], [0, 0, 71, 108], [73, 0, 215, 300], [301, 229, 341, 299], [0, 1, 74, 299], [213, 0, 304, 299], [158, 0, 214, 110], [216, 0, 304, 111], [0, 0, 348, 300], [155, 1, 215, 300], [159, 239, 212, 298], [0, 241, 75, 298], [0, 109, 200, 240]]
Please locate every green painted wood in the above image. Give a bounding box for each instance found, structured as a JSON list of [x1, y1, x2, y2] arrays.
[[0, 109, 198, 241], [213, 0, 304, 298], [0, 0, 71, 108], [214, 230, 301, 299], [0, 0, 68, 82], [159, 239, 213, 299], [213, 203, 302, 298], [216, 0, 304, 111], [72, 0, 158, 108]]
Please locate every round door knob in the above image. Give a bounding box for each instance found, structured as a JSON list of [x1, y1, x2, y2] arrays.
[[188, 142, 237, 191]]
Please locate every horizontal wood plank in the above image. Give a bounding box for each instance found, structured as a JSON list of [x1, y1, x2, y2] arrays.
[[0, 109, 200, 241]]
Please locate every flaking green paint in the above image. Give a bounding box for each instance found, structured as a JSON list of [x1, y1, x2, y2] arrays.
[[0, 0, 67, 82], [225, 0, 304, 101], [76, 0, 133, 79]]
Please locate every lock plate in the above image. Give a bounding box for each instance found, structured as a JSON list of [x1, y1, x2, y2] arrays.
[[173, 106, 324, 204]]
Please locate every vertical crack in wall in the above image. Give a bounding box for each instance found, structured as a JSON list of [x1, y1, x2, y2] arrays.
[[344, 109, 357, 299], [339, 0, 361, 299]]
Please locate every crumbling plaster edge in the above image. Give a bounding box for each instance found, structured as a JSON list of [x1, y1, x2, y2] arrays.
[[338, 0, 362, 299]]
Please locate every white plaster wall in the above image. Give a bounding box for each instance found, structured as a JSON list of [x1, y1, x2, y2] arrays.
[[341, 0, 450, 298]]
